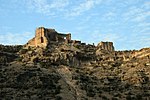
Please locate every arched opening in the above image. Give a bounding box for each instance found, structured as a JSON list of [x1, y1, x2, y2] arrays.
[[41, 37, 44, 43]]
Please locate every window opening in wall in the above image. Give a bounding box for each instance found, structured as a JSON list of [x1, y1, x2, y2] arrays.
[[41, 37, 44, 43]]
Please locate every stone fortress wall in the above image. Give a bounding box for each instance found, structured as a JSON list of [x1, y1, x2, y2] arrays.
[[26, 27, 115, 52], [27, 27, 77, 47], [97, 42, 114, 51]]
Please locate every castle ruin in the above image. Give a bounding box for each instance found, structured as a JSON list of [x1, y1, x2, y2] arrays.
[[26, 27, 81, 47], [26, 27, 115, 51], [97, 42, 115, 51]]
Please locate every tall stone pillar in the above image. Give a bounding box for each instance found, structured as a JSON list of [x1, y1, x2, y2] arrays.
[[66, 33, 71, 41], [97, 41, 115, 51]]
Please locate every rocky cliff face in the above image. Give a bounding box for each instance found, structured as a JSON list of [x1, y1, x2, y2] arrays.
[[0, 45, 22, 65], [0, 42, 150, 100], [0, 28, 150, 100]]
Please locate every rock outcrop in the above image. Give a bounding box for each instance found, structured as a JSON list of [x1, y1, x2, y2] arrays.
[[1, 27, 150, 100]]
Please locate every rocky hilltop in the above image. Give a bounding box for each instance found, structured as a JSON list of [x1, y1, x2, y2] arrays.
[[0, 27, 150, 100]]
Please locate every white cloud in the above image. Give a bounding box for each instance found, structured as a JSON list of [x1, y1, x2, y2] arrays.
[[66, 0, 102, 17], [26, 0, 69, 15], [0, 0, 103, 18], [133, 11, 150, 22], [123, 2, 150, 22], [102, 12, 116, 20], [0, 32, 34, 45], [142, 1, 150, 9], [0, 26, 12, 32], [123, 7, 143, 21], [139, 27, 150, 33], [127, 34, 150, 49], [137, 22, 150, 27], [122, 2, 150, 46], [87, 29, 125, 44]]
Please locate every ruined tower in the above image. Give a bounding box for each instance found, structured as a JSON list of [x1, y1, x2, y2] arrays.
[[26, 27, 73, 47], [35, 27, 48, 47], [97, 41, 115, 51]]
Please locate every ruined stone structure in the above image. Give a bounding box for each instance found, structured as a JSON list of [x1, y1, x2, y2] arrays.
[[97, 41, 114, 51], [26, 27, 78, 47], [26, 27, 115, 52]]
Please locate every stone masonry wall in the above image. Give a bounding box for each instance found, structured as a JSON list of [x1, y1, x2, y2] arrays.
[[26, 27, 73, 47], [97, 42, 115, 51]]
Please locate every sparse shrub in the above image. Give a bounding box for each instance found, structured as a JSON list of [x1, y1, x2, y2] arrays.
[[16, 57, 23, 61], [101, 95, 109, 100], [112, 97, 119, 100], [86, 88, 95, 97], [135, 94, 142, 100], [20, 49, 28, 54], [55, 96, 62, 100]]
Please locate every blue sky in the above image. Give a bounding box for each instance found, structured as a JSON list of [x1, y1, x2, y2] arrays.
[[0, 0, 150, 50]]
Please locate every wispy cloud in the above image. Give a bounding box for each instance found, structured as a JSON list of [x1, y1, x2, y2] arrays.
[[102, 12, 116, 20], [1, 0, 103, 17], [0, 32, 34, 45], [127, 34, 150, 49], [0, 0, 149, 50], [121, 1, 150, 49], [142, 1, 150, 9], [92, 32, 124, 43], [26, 0, 69, 15], [66, 0, 102, 17], [80, 29, 125, 45], [0, 26, 12, 32], [123, 3, 150, 22]]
